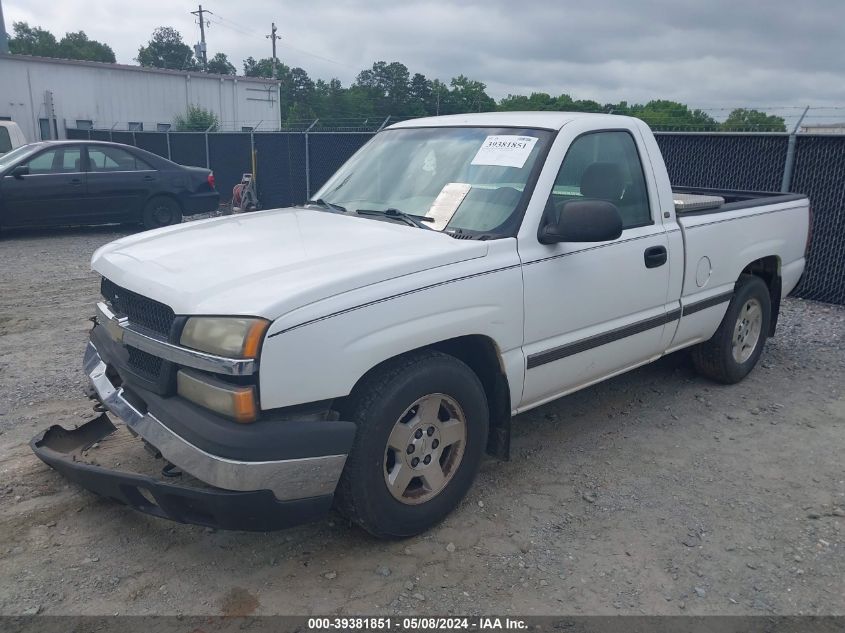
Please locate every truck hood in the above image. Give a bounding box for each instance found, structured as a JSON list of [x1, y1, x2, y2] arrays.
[[91, 208, 488, 319]]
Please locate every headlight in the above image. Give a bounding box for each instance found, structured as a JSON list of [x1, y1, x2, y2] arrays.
[[180, 317, 269, 358], [177, 369, 257, 423]]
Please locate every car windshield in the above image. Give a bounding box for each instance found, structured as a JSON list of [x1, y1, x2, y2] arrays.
[[0, 143, 42, 169], [311, 126, 553, 237]]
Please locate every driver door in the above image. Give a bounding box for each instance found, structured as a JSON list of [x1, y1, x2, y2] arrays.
[[1, 145, 85, 227], [519, 129, 672, 409]]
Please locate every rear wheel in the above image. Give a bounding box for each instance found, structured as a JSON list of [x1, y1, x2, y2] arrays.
[[692, 274, 771, 384], [142, 197, 182, 230], [335, 350, 489, 538]]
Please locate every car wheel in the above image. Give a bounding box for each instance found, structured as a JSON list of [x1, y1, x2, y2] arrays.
[[142, 197, 182, 230], [692, 274, 771, 384], [335, 350, 489, 538]]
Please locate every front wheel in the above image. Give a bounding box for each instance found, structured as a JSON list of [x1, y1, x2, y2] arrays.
[[692, 274, 771, 384], [335, 350, 489, 538], [142, 197, 182, 230]]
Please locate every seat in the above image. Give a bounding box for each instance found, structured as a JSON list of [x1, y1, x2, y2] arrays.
[[580, 162, 624, 201], [579, 161, 647, 227]]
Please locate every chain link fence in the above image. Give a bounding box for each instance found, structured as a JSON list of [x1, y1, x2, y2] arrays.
[[790, 135, 845, 303], [66, 125, 845, 305], [655, 133, 790, 191]]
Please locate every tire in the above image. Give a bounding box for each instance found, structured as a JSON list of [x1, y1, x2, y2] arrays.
[[692, 274, 771, 384], [335, 350, 489, 538], [142, 197, 183, 230]]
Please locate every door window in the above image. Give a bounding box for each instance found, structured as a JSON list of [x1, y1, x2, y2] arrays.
[[87, 147, 152, 172], [0, 127, 11, 153], [25, 147, 83, 174], [38, 118, 58, 140], [549, 131, 652, 229]]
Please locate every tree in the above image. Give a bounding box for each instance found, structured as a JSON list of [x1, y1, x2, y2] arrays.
[[207, 52, 236, 75], [57, 31, 115, 63], [408, 73, 434, 116], [279, 66, 316, 123], [243, 56, 278, 78], [354, 61, 413, 116], [174, 104, 219, 131], [8, 22, 58, 56], [446, 75, 496, 114], [313, 78, 356, 123], [137, 27, 197, 71], [721, 108, 786, 132], [625, 100, 718, 130], [9, 22, 115, 62]]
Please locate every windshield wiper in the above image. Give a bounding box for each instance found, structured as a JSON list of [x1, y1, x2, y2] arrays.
[[305, 198, 347, 213], [355, 208, 434, 230], [445, 227, 498, 241]]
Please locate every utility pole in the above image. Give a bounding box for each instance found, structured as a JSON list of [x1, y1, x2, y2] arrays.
[[190, 4, 212, 71], [266, 22, 280, 79], [0, 0, 10, 55]]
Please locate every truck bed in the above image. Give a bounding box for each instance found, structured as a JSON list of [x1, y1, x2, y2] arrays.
[[672, 187, 807, 215]]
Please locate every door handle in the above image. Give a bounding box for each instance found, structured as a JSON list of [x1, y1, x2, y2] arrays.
[[69, 178, 83, 186], [143, 175, 156, 181], [644, 245, 667, 268]]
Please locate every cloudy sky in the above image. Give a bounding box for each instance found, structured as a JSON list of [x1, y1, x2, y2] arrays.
[[5, 0, 844, 115]]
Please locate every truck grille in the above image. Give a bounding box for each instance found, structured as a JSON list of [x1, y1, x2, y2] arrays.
[[126, 345, 164, 381], [100, 278, 175, 338]]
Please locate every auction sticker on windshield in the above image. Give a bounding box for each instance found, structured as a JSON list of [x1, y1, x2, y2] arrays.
[[471, 135, 538, 168]]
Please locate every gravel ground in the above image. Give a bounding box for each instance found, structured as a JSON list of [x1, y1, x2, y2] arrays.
[[0, 225, 843, 617]]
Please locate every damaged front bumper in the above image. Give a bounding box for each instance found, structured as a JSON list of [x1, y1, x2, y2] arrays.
[[30, 338, 355, 531], [30, 414, 333, 531]]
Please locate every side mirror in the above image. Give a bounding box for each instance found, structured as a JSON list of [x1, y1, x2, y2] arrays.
[[11, 165, 30, 179], [539, 199, 623, 244]]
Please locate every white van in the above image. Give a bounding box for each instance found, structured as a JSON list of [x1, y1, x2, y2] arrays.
[[0, 121, 27, 155]]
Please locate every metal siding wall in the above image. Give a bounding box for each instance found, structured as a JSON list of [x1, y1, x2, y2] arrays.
[[169, 133, 208, 167], [208, 134, 252, 203], [253, 133, 307, 208], [656, 133, 789, 191], [790, 135, 845, 304], [0, 56, 280, 136], [0, 61, 36, 141]]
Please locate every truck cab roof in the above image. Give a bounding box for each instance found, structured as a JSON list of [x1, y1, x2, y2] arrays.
[[388, 111, 636, 131]]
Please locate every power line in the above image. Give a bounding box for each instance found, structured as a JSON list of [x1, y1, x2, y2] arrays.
[[212, 11, 356, 70], [276, 40, 357, 70], [212, 12, 258, 36], [207, 15, 252, 37]]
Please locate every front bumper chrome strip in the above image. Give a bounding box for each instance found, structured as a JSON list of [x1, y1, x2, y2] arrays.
[[95, 301, 257, 376], [84, 341, 347, 501]]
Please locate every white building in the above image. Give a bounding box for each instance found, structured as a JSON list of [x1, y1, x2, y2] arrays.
[[0, 54, 282, 141], [799, 122, 845, 134]]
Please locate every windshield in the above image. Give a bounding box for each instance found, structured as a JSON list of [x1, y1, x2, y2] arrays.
[[312, 126, 553, 237], [0, 143, 42, 170]]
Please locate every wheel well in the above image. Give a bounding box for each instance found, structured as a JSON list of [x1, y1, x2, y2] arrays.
[[145, 193, 183, 210], [338, 335, 512, 460], [741, 255, 781, 336], [430, 335, 511, 460]]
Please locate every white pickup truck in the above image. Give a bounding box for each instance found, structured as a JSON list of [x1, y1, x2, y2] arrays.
[[32, 112, 810, 538]]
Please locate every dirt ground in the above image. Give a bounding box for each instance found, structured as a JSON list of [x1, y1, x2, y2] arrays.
[[0, 225, 843, 617]]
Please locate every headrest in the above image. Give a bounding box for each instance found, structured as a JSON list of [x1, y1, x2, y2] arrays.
[[581, 162, 624, 201]]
